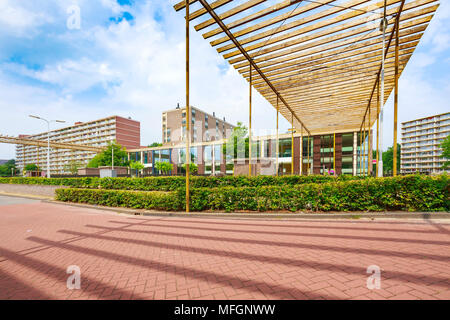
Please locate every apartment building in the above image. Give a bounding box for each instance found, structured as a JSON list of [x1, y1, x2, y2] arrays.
[[162, 105, 235, 145], [401, 112, 450, 174], [16, 116, 140, 174]]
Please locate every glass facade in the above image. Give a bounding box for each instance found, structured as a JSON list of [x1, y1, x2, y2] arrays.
[[341, 133, 353, 175], [356, 131, 369, 174], [319, 135, 334, 174], [129, 131, 365, 176], [302, 137, 313, 174]]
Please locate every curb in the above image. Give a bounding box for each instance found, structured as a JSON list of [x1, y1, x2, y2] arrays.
[[44, 200, 450, 220], [0, 192, 53, 201]]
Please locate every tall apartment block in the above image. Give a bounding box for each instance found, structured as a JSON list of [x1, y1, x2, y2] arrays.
[[401, 112, 450, 174], [162, 105, 235, 145], [16, 116, 140, 174]]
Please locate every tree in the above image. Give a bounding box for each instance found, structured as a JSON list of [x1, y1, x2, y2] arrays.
[[129, 160, 144, 177], [222, 122, 252, 158], [64, 160, 82, 175], [87, 154, 102, 168], [440, 134, 450, 169], [382, 143, 401, 175], [148, 142, 163, 148], [182, 163, 198, 174], [87, 141, 129, 168], [155, 161, 173, 175], [25, 164, 39, 171], [129, 160, 145, 171], [0, 159, 18, 177]]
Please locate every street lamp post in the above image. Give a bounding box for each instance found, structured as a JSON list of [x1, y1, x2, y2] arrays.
[[29, 115, 65, 178]]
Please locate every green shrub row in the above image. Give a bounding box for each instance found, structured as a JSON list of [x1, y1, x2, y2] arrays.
[[55, 189, 183, 211], [55, 175, 449, 212], [0, 175, 363, 191]]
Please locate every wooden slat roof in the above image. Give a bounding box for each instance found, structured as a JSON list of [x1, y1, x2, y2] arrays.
[[174, 0, 439, 134]]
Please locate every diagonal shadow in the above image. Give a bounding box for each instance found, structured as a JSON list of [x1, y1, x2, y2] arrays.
[[101, 221, 450, 262], [0, 268, 52, 299], [124, 216, 450, 235], [58, 229, 450, 289], [107, 219, 450, 245], [12, 217, 162, 257], [423, 216, 450, 235], [0, 247, 146, 300], [26, 236, 340, 300], [127, 215, 450, 228]]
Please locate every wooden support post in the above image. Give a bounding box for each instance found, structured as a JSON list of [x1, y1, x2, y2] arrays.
[[276, 96, 279, 176], [393, 15, 399, 176], [307, 133, 310, 176], [333, 133, 336, 172], [300, 126, 303, 175], [249, 64, 252, 177], [185, 1, 190, 213], [291, 113, 294, 175], [359, 129, 362, 176], [363, 123, 366, 176], [368, 105, 371, 176], [376, 78, 380, 177]]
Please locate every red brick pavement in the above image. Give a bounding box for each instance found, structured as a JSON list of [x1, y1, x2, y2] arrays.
[[0, 200, 449, 300]]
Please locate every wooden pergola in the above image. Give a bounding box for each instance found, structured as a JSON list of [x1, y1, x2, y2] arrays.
[[174, 0, 439, 211]]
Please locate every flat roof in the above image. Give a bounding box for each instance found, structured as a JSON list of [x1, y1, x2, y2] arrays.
[[22, 115, 139, 137], [401, 111, 450, 125], [163, 105, 236, 127]]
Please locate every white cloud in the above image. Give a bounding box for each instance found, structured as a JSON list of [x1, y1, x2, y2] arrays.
[[0, 0, 53, 36]]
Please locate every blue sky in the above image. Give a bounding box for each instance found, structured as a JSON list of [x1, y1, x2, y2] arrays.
[[0, 0, 449, 159]]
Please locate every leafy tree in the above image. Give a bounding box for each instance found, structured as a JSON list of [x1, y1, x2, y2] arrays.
[[155, 161, 173, 175], [148, 142, 163, 148], [182, 163, 198, 174], [87, 154, 102, 168], [222, 122, 255, 158], [440, 134, 450, 169], [382, 143, 401, 175], [25, 164, 39, 171], [129, 160, 144, 171], [64, 160, 82, 175], [0, 159, 18, 176], [87, 141, 129, 168]]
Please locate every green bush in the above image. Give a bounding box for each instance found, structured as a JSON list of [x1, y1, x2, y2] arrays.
[[188, 175, 449, 212], [55, 189, 183, 211], [54, 175, 449, 212], [0, 175, 363, 191]]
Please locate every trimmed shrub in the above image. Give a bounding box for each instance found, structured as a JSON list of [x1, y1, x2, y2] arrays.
[[55, 175, 449, 212], [0, 175, 363, 191], [55, 189, 183, 211]]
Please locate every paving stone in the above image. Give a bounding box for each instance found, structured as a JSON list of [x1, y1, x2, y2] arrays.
[[0, 200, 449, 300]]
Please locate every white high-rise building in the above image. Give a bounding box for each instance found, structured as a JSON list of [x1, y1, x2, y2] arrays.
[[16, 116, 141, 175], [401, 112, 450, 174]]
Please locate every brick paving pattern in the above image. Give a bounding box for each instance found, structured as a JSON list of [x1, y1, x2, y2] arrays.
[[0, 199, 449, 300]]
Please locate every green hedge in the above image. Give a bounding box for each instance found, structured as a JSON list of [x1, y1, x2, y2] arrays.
[[55, 189, 183, 211], [55, 175, 449, 212], [0, 175, 362, 191]]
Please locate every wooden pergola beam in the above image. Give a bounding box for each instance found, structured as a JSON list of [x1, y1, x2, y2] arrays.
[[360, 0, 406, 131], [197, 0, 311, 135], [173, 0, 438, 136]]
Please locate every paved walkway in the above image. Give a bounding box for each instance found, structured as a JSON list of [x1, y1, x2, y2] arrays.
[[0, 197, 449, 300]]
